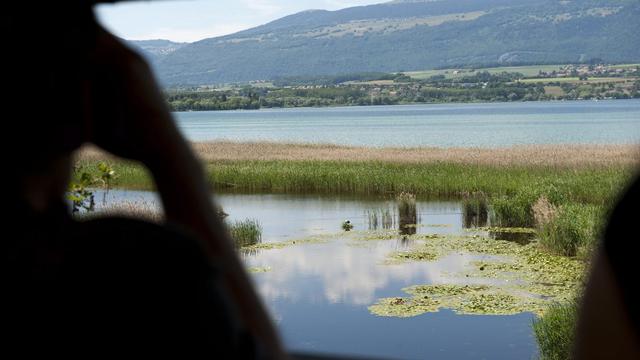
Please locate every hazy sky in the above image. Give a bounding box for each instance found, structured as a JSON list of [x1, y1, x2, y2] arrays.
[[96, 0, 383, 43]]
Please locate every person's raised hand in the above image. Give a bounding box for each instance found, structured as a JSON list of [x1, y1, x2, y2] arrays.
[[87, 27, 178, 166]]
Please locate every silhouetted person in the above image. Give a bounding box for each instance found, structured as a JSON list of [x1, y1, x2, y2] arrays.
[[3, 2, 285, 358], [575, 176, 640, 359]]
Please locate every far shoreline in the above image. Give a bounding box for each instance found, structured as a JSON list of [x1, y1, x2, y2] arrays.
[[169, 97, 640, 113]]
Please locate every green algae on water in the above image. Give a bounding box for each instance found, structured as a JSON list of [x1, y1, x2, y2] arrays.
[[391, 249, 440, 261], [371, 233, 585, 318], [240, 234, 333, 251], [369, 296, 441, 318], [369, 284, 548, 317], [468, 227, 538, 234], [407, 284, 490, 297]]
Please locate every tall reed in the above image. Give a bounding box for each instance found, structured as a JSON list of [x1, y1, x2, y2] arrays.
[[228, 219, 263, 248], [533, 301, 579, 360]]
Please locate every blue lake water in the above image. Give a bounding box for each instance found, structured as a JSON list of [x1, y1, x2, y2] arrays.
[[174, 99, 640, 147], [93, 190, 538, 359]]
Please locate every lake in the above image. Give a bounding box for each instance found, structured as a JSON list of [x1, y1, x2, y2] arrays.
[[92, 190, 540, 360], [174, 99, 640, 147]]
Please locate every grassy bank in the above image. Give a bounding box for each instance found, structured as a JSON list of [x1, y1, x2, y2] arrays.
[[74, 158, 634, 203]]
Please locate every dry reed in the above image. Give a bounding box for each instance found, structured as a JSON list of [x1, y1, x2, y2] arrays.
[[77, 141, 640, 168]]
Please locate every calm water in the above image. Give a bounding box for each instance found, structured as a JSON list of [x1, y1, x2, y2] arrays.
[[174, 99, 640, 147], [93, 190, 538, 359]]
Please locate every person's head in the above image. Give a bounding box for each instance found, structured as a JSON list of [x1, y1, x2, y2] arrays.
[[4, 2, 99, 210]]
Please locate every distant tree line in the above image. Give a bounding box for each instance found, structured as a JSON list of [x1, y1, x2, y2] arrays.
[[165, 72, 640, 112]]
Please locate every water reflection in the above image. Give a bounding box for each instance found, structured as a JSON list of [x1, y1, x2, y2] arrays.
[[92, 190, 464, 239], [246, 238, 496, 306], [397, 193, 418, 236], [366, 208, 395, 231], [462, 194, 489, 228], [365, 196, 421, 235]]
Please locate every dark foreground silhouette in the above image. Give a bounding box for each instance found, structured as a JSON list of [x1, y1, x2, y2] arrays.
[[4, 2, 283, 358], [575, 177, 640, 359]]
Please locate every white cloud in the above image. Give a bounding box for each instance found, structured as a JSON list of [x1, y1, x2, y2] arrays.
[[131, 23, 253, 43], [96, 0, 384, 42], [239, 0, 284, 16]]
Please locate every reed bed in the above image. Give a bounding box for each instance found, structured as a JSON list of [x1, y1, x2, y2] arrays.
[[75, 142, 638, 203], [192, 142, 640, 168], [76, 200, 163, 223], [73, 158, 635, 205], [78, 142, 640, 168]]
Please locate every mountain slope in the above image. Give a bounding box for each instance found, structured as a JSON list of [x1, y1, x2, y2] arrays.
[[149, 0, 640, 85], [129, 39, 186, 64]]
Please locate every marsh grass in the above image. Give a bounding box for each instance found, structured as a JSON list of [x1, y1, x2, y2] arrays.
[[74, 155, 634, 206], [228, 219, 263, 248], [533, 301, 579, 360], [539, 204, 604, 257], [76, 200, 163, 223], [491, 190, 539, 228], [490, 179, 585, 228]]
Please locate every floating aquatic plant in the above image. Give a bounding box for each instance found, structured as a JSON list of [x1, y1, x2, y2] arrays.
[[369, 284, 548, 317], [370, 232, 585, 317], [248, 266, 271, 273]]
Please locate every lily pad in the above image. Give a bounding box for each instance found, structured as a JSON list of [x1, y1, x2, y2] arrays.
[[370, 233, 585, 318]]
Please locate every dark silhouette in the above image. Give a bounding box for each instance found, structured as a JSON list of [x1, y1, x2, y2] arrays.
[[575, 176, 640, 359], [3, 2, 284, 358]]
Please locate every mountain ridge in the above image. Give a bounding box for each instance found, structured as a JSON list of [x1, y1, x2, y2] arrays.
[[130, 0, 640, 85]]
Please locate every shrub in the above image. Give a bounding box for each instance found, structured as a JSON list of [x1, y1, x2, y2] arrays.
[[532, 196, 558, 230]]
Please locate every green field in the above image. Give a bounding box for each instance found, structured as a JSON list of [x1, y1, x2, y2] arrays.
[[405, 64, 639, 80], [405, 64, 565, 80], [519, 77, 631, 84]]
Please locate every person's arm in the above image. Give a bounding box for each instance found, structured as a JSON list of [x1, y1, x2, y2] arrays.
[[88, 30, 286, 359]]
